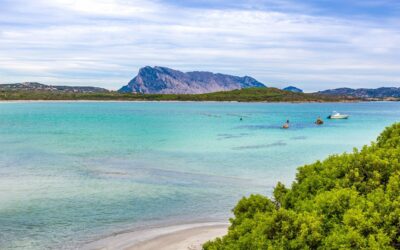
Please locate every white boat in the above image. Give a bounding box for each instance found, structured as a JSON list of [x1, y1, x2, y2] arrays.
[[328, 112, 349, 119]]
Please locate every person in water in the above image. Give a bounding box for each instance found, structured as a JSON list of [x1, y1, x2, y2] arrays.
[[283, 119, 290, 129], [315, 117, 323, 125]]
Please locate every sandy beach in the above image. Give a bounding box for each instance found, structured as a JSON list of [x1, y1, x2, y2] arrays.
[[83, 222, 228, 250]]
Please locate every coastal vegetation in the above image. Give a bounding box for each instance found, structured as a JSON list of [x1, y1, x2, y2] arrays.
[[0, 88, 356, 102], [204, 123, 400, 249]]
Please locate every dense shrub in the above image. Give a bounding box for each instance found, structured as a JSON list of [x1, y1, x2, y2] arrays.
[[204, 123, 400, 250]]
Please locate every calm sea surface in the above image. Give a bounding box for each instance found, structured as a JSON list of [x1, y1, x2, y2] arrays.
[[0, 101, 399, 249]]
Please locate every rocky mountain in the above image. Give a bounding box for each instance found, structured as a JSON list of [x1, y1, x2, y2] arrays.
[[318, 87, 400, 99], [283, 86, 303, 93], [0, 82, 109, 93], [119, 66, 266, 94]]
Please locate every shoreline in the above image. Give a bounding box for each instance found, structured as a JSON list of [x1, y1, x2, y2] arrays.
[[82, 222, 228, 250], [0, 99, 373, 104]]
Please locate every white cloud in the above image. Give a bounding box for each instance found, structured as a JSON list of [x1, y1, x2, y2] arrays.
[[0, 0, 399, 91], [40, 0, 158, 17]]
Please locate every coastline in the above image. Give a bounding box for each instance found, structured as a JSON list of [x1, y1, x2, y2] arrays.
[[83, 222, 228, 250], [0, 99, 367, 104]]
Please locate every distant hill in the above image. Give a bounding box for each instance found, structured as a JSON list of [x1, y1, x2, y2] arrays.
[[119, 66, 266, 94], [0, 87, 356, 102], [173, 87, 353, 102], [318, 87, 400, 99], [0, 82, 109, 93], [283, 86, 303, 93]]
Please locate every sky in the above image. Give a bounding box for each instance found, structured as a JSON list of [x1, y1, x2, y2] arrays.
[[0, 0, 399, 91]]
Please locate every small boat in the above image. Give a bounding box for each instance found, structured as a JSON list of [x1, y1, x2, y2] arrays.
[[328, 112, 349, 119]]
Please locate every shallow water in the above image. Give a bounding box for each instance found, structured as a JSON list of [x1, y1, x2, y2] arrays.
[[0, 101, 399, 249]]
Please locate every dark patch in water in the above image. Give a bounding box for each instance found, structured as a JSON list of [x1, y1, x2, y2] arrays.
[[232, 141, 287, 150], [226, 113, 251, 118], [199, 112, 221, 118], [217, 133, 250, 140], [236, 123, 319, 131], [235, 125, 278, 130], [291, 136, 307, 140]]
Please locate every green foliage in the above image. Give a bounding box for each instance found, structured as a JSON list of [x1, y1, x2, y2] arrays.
[[0, 88, 355, 102], [204, 123, 400, 250]]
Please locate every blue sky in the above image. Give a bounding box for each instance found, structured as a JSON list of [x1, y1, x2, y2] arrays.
[[0, 0, 399, 91]]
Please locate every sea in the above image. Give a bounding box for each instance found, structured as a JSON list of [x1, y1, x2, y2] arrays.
[[0, 101, 399, 249]]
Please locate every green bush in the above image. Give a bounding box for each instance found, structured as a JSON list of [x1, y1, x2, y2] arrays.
[[204, 123, 400, 250]]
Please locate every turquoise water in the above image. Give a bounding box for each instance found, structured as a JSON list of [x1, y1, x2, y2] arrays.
[[0, 101, 399, 249]]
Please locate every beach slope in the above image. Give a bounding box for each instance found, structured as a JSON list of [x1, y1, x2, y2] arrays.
[[84, 222, 228, 250]]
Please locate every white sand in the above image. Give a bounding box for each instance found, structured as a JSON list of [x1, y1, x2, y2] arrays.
[[83, 222, 228, 250]]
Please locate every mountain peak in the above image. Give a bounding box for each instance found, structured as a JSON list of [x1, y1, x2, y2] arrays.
[[318, 87, 400, 98], [283, 86, 303, 93], [119, 66, 266, 94]]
